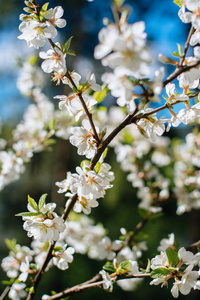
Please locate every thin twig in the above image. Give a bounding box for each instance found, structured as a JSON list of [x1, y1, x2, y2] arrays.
[[179, 26, 195, 66], [0, 286, 10, 300], [163, 60, 200, 87], [45, 273, 150, 300], [65, 71, 100, 146]]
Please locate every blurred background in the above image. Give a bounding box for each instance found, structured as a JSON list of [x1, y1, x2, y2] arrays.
[[0, 0, 199, 299]]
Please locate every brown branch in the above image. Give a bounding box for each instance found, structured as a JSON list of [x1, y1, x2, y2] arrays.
[[163, 60, 200, 87], [44, 272, 150, 300], [179, 26, 195, 66], [0, 286, 10, 300], [48, 38, 100, 146], [26, 194, 78, 300], [64, 71, 100, 146], [186, 240, 200, 251]]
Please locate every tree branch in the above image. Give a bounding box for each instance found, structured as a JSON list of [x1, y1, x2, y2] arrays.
[[44, 273, 150, 300]]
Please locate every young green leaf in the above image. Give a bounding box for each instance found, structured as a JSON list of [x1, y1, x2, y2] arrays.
[[103, 263, 116, 273], [93, 84, 109, 104], [15, 212, 40, 217], [40, 2, 49, 20], [173, 0, 183, 7], [64, 36, 74, 52], [65, 50, 76, 56], [177, 43, 183, 56], [172, 51, 180, 57], [95, 162, 101, 174], [166, 248, 179, 267], [114, 0, 125, 8], [80, 160, 90, 168], [151, 267, 171, 278], [118, 261, 132, 273], [38, 193, 48, 210], [5, 239, 17, 253], [28, 195, 38, 211]]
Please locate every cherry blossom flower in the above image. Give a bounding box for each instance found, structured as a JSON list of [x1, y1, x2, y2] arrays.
[[22, 202, 66, 243], [62, 71, 81, 88], [53, 244, 75, 270], [18, 20, 52, 49], [44, 6, 67, 37], [171, 265, 199, 298], [69, 119, 98, 159], [8, 283, 27, 300], [165, 83, 189, 102], [86, 69, 102, 92], [102, 68, 136, 113], [99, 270, 113, 292], [39, 43, 66, 74], [178, 0, 200, 29], [157, 233, 175, 251], [94, 25, 119, 59], [54, 94, 97, 122]]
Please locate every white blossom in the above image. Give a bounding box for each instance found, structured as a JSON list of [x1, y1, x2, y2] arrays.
[[39, 43, 66, 74], [99, 270, 113, 292], [22, 203, 65, 243], [53, 244, 75, 270], [8, 283, 27, 300]]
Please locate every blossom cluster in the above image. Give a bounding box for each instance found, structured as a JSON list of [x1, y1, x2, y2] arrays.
[[150, 234, 200, 297], [56, 160, 114, 215]]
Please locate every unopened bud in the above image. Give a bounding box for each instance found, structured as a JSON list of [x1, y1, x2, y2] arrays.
[[158, 54, 177, 65]]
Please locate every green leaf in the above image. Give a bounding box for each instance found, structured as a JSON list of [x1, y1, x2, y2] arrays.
[[29, 263, 37, 270], [114, 0, 125, 7], [93, 84, 109, 104], [53, 246, 63, 252], [26, 286, 35, 293], [65, 50, 76, 56], [77, 83, 88, 91], [32, 14, 40, 22], [28, 195, 38, 211], [103, 263, 116, 273], [2, 279, 14, 286], [177, 43, 182, 56], [40, 2, 49, 17], [166, 248, 179, 267], [72, 86, 78, 92], [172, 51, 180, 57], [5, 239, 17, 253], [15, 212, 40, 217], [103, 148, 108, 159], [64, 36, 74, 52], [118, 261, 132, 273], [151, 267, 171, 278], [173, 0, 183, 7], [38, 193, 48, 210], [95, 162, 101, 174], [80, 160, 90, 168]]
